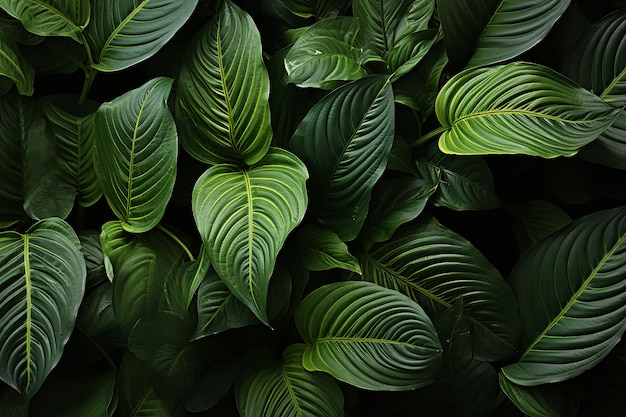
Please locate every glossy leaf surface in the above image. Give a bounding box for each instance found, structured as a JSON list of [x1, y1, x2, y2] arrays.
[[295, 224, 361, 273]]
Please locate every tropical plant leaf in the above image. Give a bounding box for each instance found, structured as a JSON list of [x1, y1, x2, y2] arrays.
[[295, 280, 443, 390], [282, 0, 349, 18], [438, 0, 570, 69], [236, 345, 345, 417], [94, 77, 177, 233], [117, 353, 171, 417], [502, 206, 626, 385], [0, 381, 29, 417], [386, 29, 439, 80], [295, 224, 361, 273], [0, 218, 85, 398], [499, 374, 580, 417], [436, 62, 620, 157], [577, 111, 626, 169], [283, 17, 369, 89], [0, 0, 89, 42], [78, 230, 107, 288], [0, 35, 34, 96], [289, 75, 395, 241], [86, 0, 197, 71], [511, 200, 571, 254], [20, 37, 85, 75], [176, 0, 272, 165], [76, 282, 126, 351], [348, 216, 521, 361], [192, 147, 308, 325]]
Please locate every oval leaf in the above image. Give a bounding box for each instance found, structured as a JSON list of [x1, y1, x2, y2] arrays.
[[177, 0, 272, 165], [94, 77, 177, 233], [289, 75, 395, 241], [295, 281, 443, 391], [436, 62, 620, 157], [236, 345, 345, 417], [502, 206, 626, 385], [87, 0, 197, 71], [0, 218, 86, 398], [295, 224, 361, 273], [0, 36, 34, 96], [192, 148, 308, 325]]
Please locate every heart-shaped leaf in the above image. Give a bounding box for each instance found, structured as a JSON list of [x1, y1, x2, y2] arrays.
[[192, 147, 308, 325], [0, 218, 85, 398], [94, 77, 177, 233], [236, 345, 345, 417], [502, 206, 626, 385], [177, 0, 271, 166], [296, 280, 442, 391], [289, 75, 395, 241], [0, 35, 34, 96], [436, 62, 620, 157], [86, 0, 197, 71], [295, 224, 361, 273]]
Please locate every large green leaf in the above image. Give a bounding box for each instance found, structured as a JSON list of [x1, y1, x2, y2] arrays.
[[502, 206, 626, 385], [295, 280, 443, 391], [283, 17, 369, 89], [0, 0, 89, 42], [176, 0, 271, 165], [94, 77, 177, 233], [0, 35, 34, 96], [192, 148, 308, 325], [86, 0, 197, 71], [282, 0, 349, 18], [436, 62, 620, 157], [438, 0, 570, 69], [236, 345, 345, 417], [0, 218, 85, 398], [289, 75, 395, 241], [347, 217, 521, 361]]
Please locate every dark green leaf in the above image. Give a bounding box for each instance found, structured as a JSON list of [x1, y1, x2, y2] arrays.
[[296, 224, 361, 273], [76, 282, 126, 351], [282, 0, 349, 18], [0, 35, 34, 95], [386, 29, 439, 80], [499, 374, 580, 417], [117, 353, 171, 417], [20, 37, 85, 75], [0, 385, 28, 417], [511, 200, 571, 254]]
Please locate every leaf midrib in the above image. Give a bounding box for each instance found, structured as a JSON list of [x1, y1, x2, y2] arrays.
[[453, 108, 611, 125], [97, 0, 150, 64], [22, 234, 33, 392], [315, 337, 441, 352]]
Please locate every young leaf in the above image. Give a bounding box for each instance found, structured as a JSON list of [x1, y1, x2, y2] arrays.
[[236, 345, 345, 417], [436, 62, 620, 157], [502, 206, 626, 385], [289, 75, 395, 241], [0, 35, 34, 96], [86, 0, 198, 71], [192, 148, 308, 325], [282, 0, 349, 18], [177, 0, 272, 165], [295, 281, 443, 391], [94, 77, 177, 233], [295, 224, 361, 273], [0, 218, 86, 398]]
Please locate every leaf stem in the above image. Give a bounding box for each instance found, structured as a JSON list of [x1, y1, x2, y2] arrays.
[[410, 125, 447, 148], [157, 224, 195, 261], [79, 67, 97, 106]]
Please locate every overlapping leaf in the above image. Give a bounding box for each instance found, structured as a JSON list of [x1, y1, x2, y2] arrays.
[[192, 148, 308, 325], [87, 0, 197, 71], [117, 353, 170, 417], [502, 206, 626, 385], [282, 0, 349, 18], [499, 375, 580, 417], [94, 77, 177, 233], [289, 75, 395, 241], [177, 0, 271, 165], [436, 62, 620, 157], [237, 345, 345, 417], [0, 218, 85, 398], [0, 35, 34, 96], [511, 200, 571, 254], [295, 224, 361, 273]]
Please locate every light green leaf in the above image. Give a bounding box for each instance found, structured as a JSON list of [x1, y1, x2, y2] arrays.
[[499, 374, 580, 417], [86, 0, 197, 71], [296, 281, 443, 391], [511, 200, 571, 254], [282, 0, 349, 18], [284, 17, 369, 89], [348, 217, 521, 361], [0, 218, 86, 398], [0, 36, 34, 96], [436, 62, 619, 157], [236, 345, 345, 417], [192, 148, 308, 325], [176, 0, 271, 165], [502, 206, 626, 385], [289, 75, 395, 241], [296, 224, 361, 273], [438, 0, 570, 69], [94, 77, 177, 233], [0, 0, 89, 42]]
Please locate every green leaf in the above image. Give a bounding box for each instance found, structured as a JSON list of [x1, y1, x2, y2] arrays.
[[117, 353, 171, 417], [511, 200, 571, 254], [94, 77, 177, 233], [284, 17, 369, 89], [0, 0, 89, 42], [0, 218, 86, 398], [282, 0, 349, 18], [415, 142, 500, 210], [76, 282, 126, 350], [86, 0, 197, 71], [348, 217, 521, 361], [499, 374, 580, 417], [176, 0, 272, 165], [236, 345, 345, 417], [192, 148, 308, 325], [502, 206, 626, 385], [577, 111, 626, 169], [289, 75, 395, 241], [386, 29, 439, 80], [0, 35, 34, 96], [0, 385, 29, 417], [295, 224, 361, 273], [438, 0, 570, 69], [436, 62, 619, 157], [20, 37, 85, 75], [295, 280, 443, 391]]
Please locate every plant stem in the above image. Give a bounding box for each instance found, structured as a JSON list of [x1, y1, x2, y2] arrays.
[[78, 67, 97, 106], [410, 125, 448, 148]]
